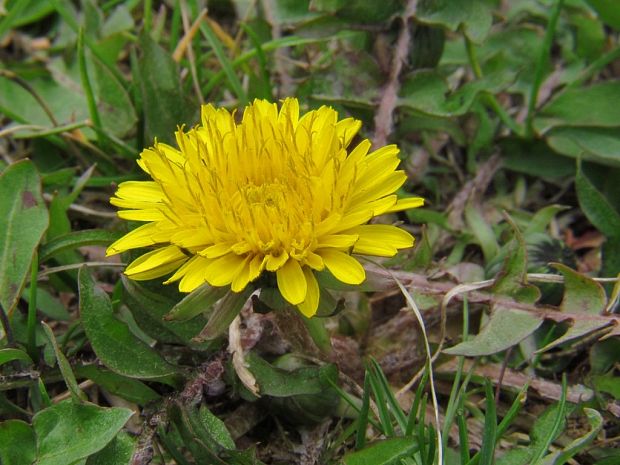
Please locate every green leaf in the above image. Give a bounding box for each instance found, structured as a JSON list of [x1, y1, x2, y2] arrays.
[[575, 162, 620, 238], [537, 319, 612, 354], [122, 277, 213, 348], [415, 0, 494, 44], [0, 160, 49, 316], [465, 204, 499, 263], [86, 432, 135, 465], [0, 419, 36, 465], [491, 224, 540, 304], [534, 81, 620, 134], [342, 437, 419, 465], [79, 267, 179, 379], [552, 263, 607, 315], [0, 347, 33, 366], [136, 32, 197, 144], [42, 322, 86, 402], [39, 229, 122, 263], [592, 374, 620, 399], [246, 351, 338, 397], [193, 289, 252, 341], [546, 126, 620, 168], [164, 283, 228, 322], [585, 0, 620, 30], [540, 408, 603, 465], [33, 400, 133, 465], [444, 306, 543, 356], [22, 286, 71, 320], [75, 364, 161, 405]]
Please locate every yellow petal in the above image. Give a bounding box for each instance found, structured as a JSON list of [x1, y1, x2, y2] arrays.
[[318, 249, 365, 284], [205, 253, 249, 287], [117, 209, 165, 222], [276, 259, 307, 305], [297, 268, 320, 317], [317, 234, 359, 249], [106, 223, 163, 255], [125, 246, 187, 280], [349, 225, 414, 257], [178, 257, 210, 292], [384, 197, 425, 213], [265, 251, 289, 271]]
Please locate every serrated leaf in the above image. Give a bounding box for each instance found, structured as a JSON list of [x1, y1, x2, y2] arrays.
[[33, 400, 133, 465], [552, 263, 607, 315], [79, 267, 179, 379], [444, 306, 543, 356], [0, 160, 49, 316], [0, 420, 36, 465], [342, 437, 420, 465]]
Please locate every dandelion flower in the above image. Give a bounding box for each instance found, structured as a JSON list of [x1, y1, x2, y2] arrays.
[[107, 99, 423, 317]]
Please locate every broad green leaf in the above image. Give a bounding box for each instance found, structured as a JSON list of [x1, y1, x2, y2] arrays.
[[33, 400, 133, 465], [534, 81, 620, 134], [0, 160, 49, 316], [0, 420, 36, 465], [500, 138, 574, 178], [39, 229, 121, 263], [246, 351, 338, 397], [79, 267, 179, 379], [575, 163, 620, 238], [546, 126, 620, 168], [164, 283, 228, 322], [552, 263, 607, 315], [585, 0, 620, 30], [1, 0, 55, 29], [590, 338, 620, 374], [465, 204, 499, 263], [122, 277, 212, 348], [491, 225, 540, 304], [537, 319, 613, 353], [136, 32, 197, 144], [592, 374, 620, 398], [75, 365, 160, 405], [0, 347, 33, 366], [198, 406, 235, 450], [90, 54, 137, 139], [444, 306, 543, 356], [525, 205, 569, 235], [415, 0, 494, 43], [85, 432, 135, 465], [342, 437, 420, 465]]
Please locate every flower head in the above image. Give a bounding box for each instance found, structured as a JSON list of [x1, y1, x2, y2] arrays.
[[107, 99, 423, 317]]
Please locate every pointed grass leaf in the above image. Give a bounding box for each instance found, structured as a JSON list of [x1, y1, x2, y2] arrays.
[[575, 163, 620, 238], [552, 263, 607, 315], [539, 408, 603, 465], [342, 437, 420, 465], [444, 306, 543, 356], [0, 419, 36, 465], [0, 160, 49, 316], [42, 322, 86, 402], [33, 400, 133, 465], [79, 267, 179, 378]]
